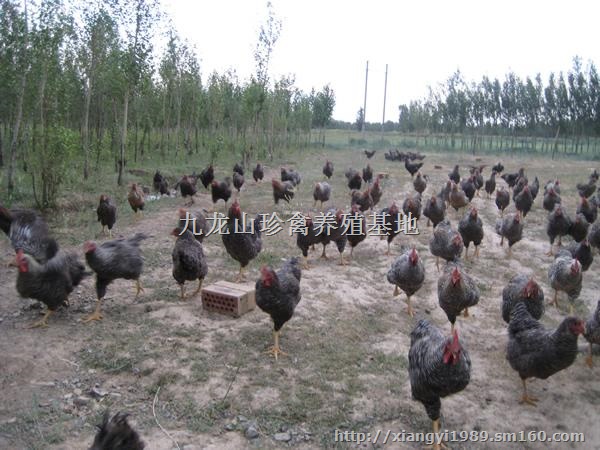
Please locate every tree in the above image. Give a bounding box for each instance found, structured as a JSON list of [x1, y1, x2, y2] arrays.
[[355, 107, 364, 131], [311, 85, 335, 146]]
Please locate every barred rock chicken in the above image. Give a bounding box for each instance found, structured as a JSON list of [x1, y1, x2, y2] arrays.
[[211, 179, 232, 206], [364, 149, 376, 159], [438, 263, 480, 332], [576, 179, 596, 198], [256, 257, 301, 360], [577, 196, 597, 224], [542, 188, 561, 213], [362, 164, 373, 184], [495, 212, 523, 256], [281, 167, 301, 186], [484, 171, 496, 197], [568, 213, 589, 243], [495, 187, 510, 216], [506, 302, 584, 406], [296, 215, 321, 269], [546, 205, 571, 255], [403, 193, 422, 221], [492, 162, 504, 174], [583, 300, 600, 367], [409, 321, 471, 448], [222, 200, 262, 281], [347, 171, 362, 190], [405, 158, 424, 178], [346, 205, 367, 259], [82, 233, 147, 323], [97, 195, 117, 238], [514, 185, 533, 218], [387, 247, 425, 317], [313, 182, 331, 209], [272, 179, 295, 204], [199, 164, 214, 189], [152, 170, 169, 195], [253, 163, 264, 182], [171, 228, 208, 300], [548, 252, 582, 315], [460, 176, 476, 202], [544, 179, 561, 195], [322, 160, 333, 179], [127, 183, 145, 218], [89, 411, 145, 450], [178, 208, 209, 243], [589, 221, 600, 251], [566, 239, 593, 272], [318, 209, 348, 265], [501, 275, 544, 324], [350, 186, 373, 212], [233, 171, 244, 193], [429, 220, 463, 271], [449, 182, 469, 212], [233, 162, 244, 176], [413, 172, 427, 194], [0, 206, 50, 264], [370, 176, 383, 207], [423, 195, 446, 228], [448, 165, 461, 184], [458, 207, 484, 259], [15, 240, 89, 328]]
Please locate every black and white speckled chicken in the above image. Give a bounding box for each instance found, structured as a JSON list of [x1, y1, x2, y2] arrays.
[[495, 212, 523, 256], [1, 206, 50, 264], [565, 239, 593, 272], [222, 200, 262, 281], [387, 247, 425, 317], [495, 187, 510, 216], [568, 213, 589, 243], [423, 195, 446, 228], [501, 274, 544, 324], [548, 251, 582, 315], [438, 262, 480, 332], [577, 196, 597, 224], [583, 300, 600, 368], [429, 220, 463, 271], [546, 204, 571, 255]]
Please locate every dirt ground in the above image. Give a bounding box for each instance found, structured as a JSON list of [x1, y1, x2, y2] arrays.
[[1, 148, 600, 450]]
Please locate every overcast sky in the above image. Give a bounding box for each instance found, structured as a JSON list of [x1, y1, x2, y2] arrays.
[[163, 0, 600, 123]]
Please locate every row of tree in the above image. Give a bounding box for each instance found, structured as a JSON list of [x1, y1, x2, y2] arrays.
[[396, 57, 600, 139], [0, 0, 335, 205]]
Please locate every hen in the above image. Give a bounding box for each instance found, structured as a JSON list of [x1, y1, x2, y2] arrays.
[[362, 164, 373, 184], [171, 228, 208, 300], [402, 193, 422, 221], [576, 179, 596, 198], [568, 213, 589, 243], [82, 233, 147, 322], [323, 160, 333, 179], [448, 182, 469, 212], [506, 302, 584, 406], [548, 251, 582, 314], [530, 176, 540, 200], [152, 170, 169, 195], [458, 207, 484, 259], [387, 247, 425, 317], [211, 179, 232, 206], [253, 163, 264, 182], [492, 162, 504, 174], [127, 183, 145, 218], [178, 175, 197, 205], [97, 195, 117, 238], [199, 164, 214, 189], [295, 215, 321, 269], [370, 176, 383, 207], [514, 185, 533, 218], [380, 202, 401, 255], [346, 205, 367, 259], [542, 188, 561, 213], [413, 172, 427, 194], [15, 240, 89, 328], [583, 300, 600, 367], [281, 167, 301, 186], [501, 275, 544, 324], [423, 195, 446, 228], [495, 212, 523, 256], [178, 208, 209, 243], [577, 196, 597, 224], [233, 171, 245, 193], [89, 411, 145, 450], [460, 176, 476, 202], [0, 206, 50, 264], [438, 263, 480, 332], [495, 187, 510, 216], [448, 165, 461, 184], [545, 204, 571, 255], [404, 158, 423, 178], [222, 200, 262, 281], [233, 162, 244, 176], [313, 182, 331, 209], [565, 239, 593, 272], [272, 179, 295, 204], [429, 220, 463, 271], [256, 257, 301, 360], [409, 321, 471, 449], [350, 187, 373, 212], [347, 171, 362, 190], [317, 209, 348, 265], [484, 171, 496, 198], [364, 149, 376, 159]]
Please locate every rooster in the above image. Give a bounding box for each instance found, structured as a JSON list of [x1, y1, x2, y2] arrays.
[[90, 411, 145, 450], [97, 195, 117, 238], [127, 183, 145, 219], [387, 247, 425, 317], [199, 164, 214, 189], [15, 239, 89, 328], [272, 179, 295, 205], [313, 182, 331, 209], [458, 207, 483, 259], [548, 251, 582, 315], [253, 163, 264, 182], [171, 228, 208, 300], [82, 233, 147, 323], [211, 179, 232, 206], [405, 158, 423, 178], [501, 275, 544, 324], [584, 300, 600, 368], [256, 258, 301, 360], [438, 263, 480, 332], [429, 220, 463, 271], [409, 320, 471, 449], [495, 212, 523, 256], [506, 302, 584, 406], [222, 200, 262, 281], [1, 206, 50, 265], [322, 160, 333, 179]]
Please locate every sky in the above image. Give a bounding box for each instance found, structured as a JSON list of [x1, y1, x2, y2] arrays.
[[163, 0, 600, 123]]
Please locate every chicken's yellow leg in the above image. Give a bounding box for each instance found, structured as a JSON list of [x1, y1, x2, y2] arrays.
[[27, 309, 54, 329], [586, 343, 594, 368], [265, 330, 288, 360], [82, 299, 104, 323], [320, 245, 328, 259], [424, 419, 448, 450], [519, 379, 538, 406], [393, 285, 400, 296], [179, 284, 186, 300], [135, 279, 144, 298], [406, 296, 414, 317], [337, 252, 347, 266], [192, 279, 203, 296], [463, 307, 470, 318], [302, 255, 311, 270]]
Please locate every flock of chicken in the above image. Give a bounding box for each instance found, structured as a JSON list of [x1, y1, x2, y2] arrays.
[[2, 149, 600, 449]]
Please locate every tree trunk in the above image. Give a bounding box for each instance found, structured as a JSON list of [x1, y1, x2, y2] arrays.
[[117, 88, 130, 186], [82, 76, 92, 179]]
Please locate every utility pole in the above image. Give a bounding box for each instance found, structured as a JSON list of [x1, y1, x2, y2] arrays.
[[361, 60, 368, 137], [381, 63, 388, 140]]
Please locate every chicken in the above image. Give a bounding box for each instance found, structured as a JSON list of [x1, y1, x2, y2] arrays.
[[506, 302, 584, 406], [272, 179, 295, 204], [370, 176, 383, 207], [178, 208, 209, 243], [530, 176, 540, 200], [577, 196, 597, 224], [127, 183, 145, 218], [387, 247, 425, 317], [409, 320, 471, 449], [253, 163, 264, 182], [347, 172, 362, 190], [322, 160, 334, 179], [448, 182, 469, 212], [381, 202, 401, 255], [548, 252, 582, 314], [405, 158, 424, 178], [495, 187, 510, 216], [565, 239, 593, 272], [423, 195, 446, 228], [429, 220, 463, 271], [542, 188, 561, 213], [89, 411, 145, 450], [153, 170, 169, 195], [492, 162, 504, 174], [591, 169, 600, 183], [495, 212, 523, 256], [439, 180, 452, 206], [512, 177, 528, 199], [544, 179, 561, 195], [211, 179, 232, 206], [514, 185, 533, 218], [502, 170, 522, 189], [199, 164, 214, 189], [255, 257, 301, 360], [362, 164, 373, 184], [501, 275, 544, 324], [233, 162, 244, 176], [317, 209, 348, 265], [589, 221, 600, 251], [221, 200, 262, 281], [177, 175, 197, 205], [15, 240, 89, 328], [171, 228, 208, 300], [484, 171, 496, 197], [413, 172, 427, 194], [448, 165, 460, 184], [576, 179, 596, 198], [458, 207, 483, 259], [346, 205, 367, 259], [350, 187, 373, 212], [296, 215, 321, 269], [97, 195, 117, 238], [233, 171, 244, 193], [546, 205, 571, 255], [82, 233, 147, 323], [568, 213, 589, 243], [364, 149, 376, 159], [472, 169, 484, 195], [281, 167, 301, 186], [402, 193, 422, 221], [460, 176, 476, 202], [0, 206, 50, 264], [313, 182, 331, 209], [438, 263, 480, 332], [583, 300, 600, 368]]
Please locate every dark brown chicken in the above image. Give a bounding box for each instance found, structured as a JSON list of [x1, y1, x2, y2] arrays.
[[317, 209, 348, 265], [484, 171, 496, 198], [566, 239, 593, 272], [495, 187, 510, 216], [350, 186, 373, 212], [370, 176, 383, 207], [171, 228, 208, 300], [413, 172, 427, 194], [233, 171, 244, 193], [380, 202, 401, 255], [501, 275, 544, 324], [199, 164, 214, 189], [387, 247, 425, 317], [514, 185, 533, 217], [82, 233, 147, 323], [506, 302, 584, 406], [364, 149, 376, 159], [576, 179, 596, 198], [272, 179, 295, 204], [253, 163, 264, 182], [153, 170, 169, 195], [177, 175, 197, 205], [347, 171, 362, 190], [222, 200, 262, 281], [362, 164, 373, 184], [542, 188, 561, 213], [458, 207, 484, 259], [281, 167, 301, 186], [449, 182, 469, 212], [323, 160, 333, 179], [346, 204, 367, 259], [402, 193, 422, 221], [448, 165, 461, 184], [233, 162, 244, 176], [405, 158, 424, 178], [97, 195, 117, 238], [495, 212, 523, 256], [256, 257, 301, 360], [546, 205, 571, 255], [429, 220, 463, 271], [568, 213, 589, 243], [460, 176, 476, 202], [89, 411, 145, 450], [313, 182, 331, 209], [296, 215, 321, 269], [127, 183, 145, 218], [211, 179, 232, 206], [438, 263, 480, 332]]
